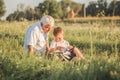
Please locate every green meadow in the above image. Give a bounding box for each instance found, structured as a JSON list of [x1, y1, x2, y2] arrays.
[[0, 21, 120, 80]]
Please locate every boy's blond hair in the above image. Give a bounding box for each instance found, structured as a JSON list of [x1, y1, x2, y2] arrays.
[[53, 27, 63, 36]]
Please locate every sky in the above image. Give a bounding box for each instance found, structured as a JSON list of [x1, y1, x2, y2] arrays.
[[1, 0, 113, 20]]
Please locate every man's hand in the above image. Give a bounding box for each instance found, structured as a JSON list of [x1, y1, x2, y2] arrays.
[[28, 45, 34, 55]]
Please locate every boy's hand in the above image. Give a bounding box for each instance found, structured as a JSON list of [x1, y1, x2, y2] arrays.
[[67, 46, 73, 49], [56, 46, 64, 51]]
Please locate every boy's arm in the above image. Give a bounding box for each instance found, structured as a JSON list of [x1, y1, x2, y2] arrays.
[[67, 45, 73, 49], [66, 41, 73, 50], [48, 46, 64, 53]]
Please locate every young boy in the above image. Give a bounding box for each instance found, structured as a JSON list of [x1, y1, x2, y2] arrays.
[[49, 27, 84, 61]]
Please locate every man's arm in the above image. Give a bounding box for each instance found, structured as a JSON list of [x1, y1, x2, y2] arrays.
[[28, 45, 34, 55]]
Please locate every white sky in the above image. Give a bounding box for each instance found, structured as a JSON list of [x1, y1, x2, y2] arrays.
[[1, 0, 113, 20]]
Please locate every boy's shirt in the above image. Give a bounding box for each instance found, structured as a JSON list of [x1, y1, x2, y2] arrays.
[[50, 40, 72, 59], [50, 39, 70, 52]]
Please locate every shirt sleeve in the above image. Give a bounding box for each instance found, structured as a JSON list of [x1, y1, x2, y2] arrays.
[[65, 40, 70, 47], [26, 30, 37, 47], [50, 40, 56, 49]]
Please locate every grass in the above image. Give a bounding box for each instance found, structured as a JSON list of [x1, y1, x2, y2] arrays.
[[0, 20, 120, 80]]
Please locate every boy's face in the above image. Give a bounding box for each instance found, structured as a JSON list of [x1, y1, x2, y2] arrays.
[[55, 31, 64, 42]]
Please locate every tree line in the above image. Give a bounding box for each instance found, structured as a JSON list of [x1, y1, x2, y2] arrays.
[[0, 0, 120, 21]]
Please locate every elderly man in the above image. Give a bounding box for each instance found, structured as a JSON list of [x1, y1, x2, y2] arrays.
[[24, 15, 54, 55]]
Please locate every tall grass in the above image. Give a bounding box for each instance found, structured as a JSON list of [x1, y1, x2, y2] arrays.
[[0, 21, 120, 80]]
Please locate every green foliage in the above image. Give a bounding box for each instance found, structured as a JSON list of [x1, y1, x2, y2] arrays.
[[86, 0, 107, 17], [108, 0, 120, 16], [59, 0, 71, 19], [5, 0, 120, 21], [36, 0, 63, 19], [0, 0, 6, 18], [1, 52, 120, 80], [6, 11, 25, 21], [70, 1, 82, 16], [4, 0, 120, 21], [6, 0, 83, 21], [0, 21, 120, 80], [86, 0, 120, 17], [6, 14, 15, 21]]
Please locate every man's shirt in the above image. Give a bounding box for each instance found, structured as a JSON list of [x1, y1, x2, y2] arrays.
[[24, 22, 48, 54]]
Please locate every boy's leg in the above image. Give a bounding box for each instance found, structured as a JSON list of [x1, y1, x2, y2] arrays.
[[73, 47, 84, 59]]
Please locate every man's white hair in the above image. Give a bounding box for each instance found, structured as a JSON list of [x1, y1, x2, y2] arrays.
[[40, 15, 54, 26]]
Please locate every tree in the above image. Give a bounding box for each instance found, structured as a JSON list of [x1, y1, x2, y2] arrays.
[[115, 1, 120, 16], [70, 1, 82, 17], [25, 7, 34, 21], [6, 5, 39, 21], [112, 0, 117, 16], [59, 0, 71, 19], [36, 0, 62, 19], [59, 0, 82, 19], [6, 13, 15, 21], [0, 0, 6, 18], [86, 1, 98, 16], [34, 7, 41, 20], [86, 0, 108, 17], [97, 0, 107, 16], [47, 0, 62, 18], [108, 0, 120, 16], [16, 11, 25, 21], [6, 11, 25, 21]]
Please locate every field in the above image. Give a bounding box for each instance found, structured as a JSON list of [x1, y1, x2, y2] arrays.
[[0, 20, 120, 80]]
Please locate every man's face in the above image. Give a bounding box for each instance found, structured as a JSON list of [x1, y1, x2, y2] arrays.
[[55, 32, 64, 42], [42, 25, 52, 33]]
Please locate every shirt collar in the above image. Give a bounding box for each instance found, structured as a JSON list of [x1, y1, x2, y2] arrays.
[[39, 22, 44, 33], [54, 39, 65, 43], [39, 22, 49, 35]]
